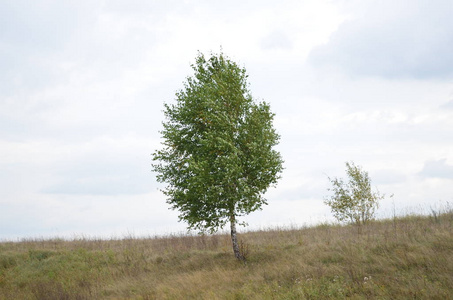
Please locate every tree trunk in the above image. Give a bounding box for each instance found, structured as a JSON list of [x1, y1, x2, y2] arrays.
[[230, 214, 245, 261]]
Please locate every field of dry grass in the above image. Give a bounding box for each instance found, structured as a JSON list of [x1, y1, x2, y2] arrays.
[[1, 210, 452, 299]]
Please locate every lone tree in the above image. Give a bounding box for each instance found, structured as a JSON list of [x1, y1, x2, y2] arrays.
[[324, 162, 384, 226], [152, 52, 283, 260]]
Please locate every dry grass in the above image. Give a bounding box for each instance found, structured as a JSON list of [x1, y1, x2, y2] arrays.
[[0, 211, 452, 299]]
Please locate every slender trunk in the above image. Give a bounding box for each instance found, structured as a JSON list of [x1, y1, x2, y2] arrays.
[[230, 214, 245, 261]]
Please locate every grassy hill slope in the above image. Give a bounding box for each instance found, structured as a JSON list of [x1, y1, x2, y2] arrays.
[[1, 211, 452, 299]]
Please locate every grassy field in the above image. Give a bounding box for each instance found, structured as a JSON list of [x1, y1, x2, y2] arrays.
[[0, 211, 452, 299]]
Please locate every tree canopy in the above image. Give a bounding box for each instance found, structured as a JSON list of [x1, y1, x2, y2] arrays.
[[152, 52, 283, 259]]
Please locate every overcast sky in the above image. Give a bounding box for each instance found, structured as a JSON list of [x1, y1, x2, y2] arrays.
[[1, 0, 453, 240]]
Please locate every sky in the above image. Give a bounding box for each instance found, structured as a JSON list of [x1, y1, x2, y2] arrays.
[[1, 0, 453, 240]]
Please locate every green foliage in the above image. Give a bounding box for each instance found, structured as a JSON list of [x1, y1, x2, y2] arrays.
[[152, 51, 283, 233], [324, 162, 384, 225]]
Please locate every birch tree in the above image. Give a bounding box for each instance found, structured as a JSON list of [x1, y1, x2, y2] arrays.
[[324, 162, 384, 226], [152, 52, 283, 261]]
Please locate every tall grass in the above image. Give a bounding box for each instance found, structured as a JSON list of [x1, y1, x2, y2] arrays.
[[0, 210, 452, 299]]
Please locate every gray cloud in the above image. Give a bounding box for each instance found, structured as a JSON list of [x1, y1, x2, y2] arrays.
[[370, 169, 407, 185], [261, 30, 293, 50], [44, 177, 151, 196], [419, 159, 453, 179], [308, 0, 453, 79], [0, 1, 81, 50], [43, 157, 156, 196], [103, 0, 190, 16], [0, 202, 44, 240], [383, 121, 453, 144], [440, 100, 453, 110], [0, 1, 97, 94], [273, 184, 325, 202]]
